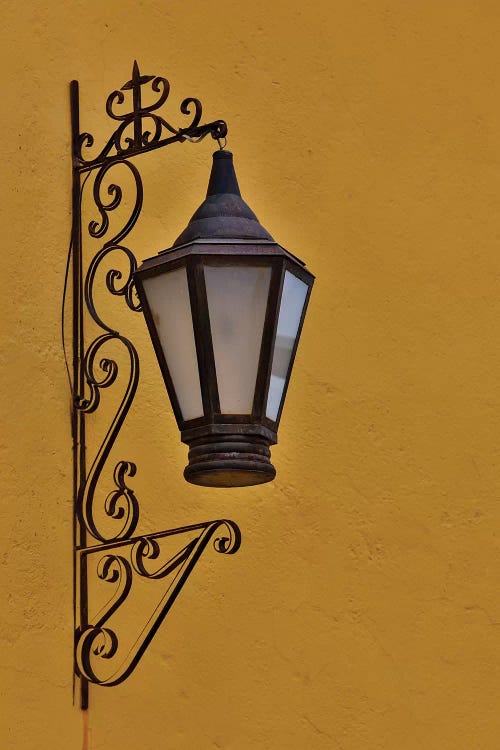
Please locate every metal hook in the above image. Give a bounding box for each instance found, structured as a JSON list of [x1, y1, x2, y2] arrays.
[[217, 136, 227, 150]]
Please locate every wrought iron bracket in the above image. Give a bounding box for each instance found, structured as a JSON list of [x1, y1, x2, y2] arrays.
[[69, 62, 240, 710]]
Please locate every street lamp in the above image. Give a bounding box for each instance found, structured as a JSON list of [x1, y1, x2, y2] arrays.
[[135, 149, 314, 487], [68, 62, 314, 708]]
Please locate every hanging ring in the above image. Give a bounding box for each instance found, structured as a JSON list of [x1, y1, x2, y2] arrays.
[[217, 136, 227, 150]]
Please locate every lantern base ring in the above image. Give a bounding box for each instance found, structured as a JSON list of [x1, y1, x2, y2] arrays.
[[184, 434, 276, 487]]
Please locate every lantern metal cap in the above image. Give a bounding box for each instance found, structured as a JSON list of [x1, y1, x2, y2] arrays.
[[173, 150, 274, 246]]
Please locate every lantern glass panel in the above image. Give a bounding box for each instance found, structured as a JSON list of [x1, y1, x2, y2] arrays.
[[204, 264, 272, 413], [266, 270, 309, 421], [142, 267, 204, 421]]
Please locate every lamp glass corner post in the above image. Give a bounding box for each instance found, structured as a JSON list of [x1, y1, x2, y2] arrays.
[[68, 61, 314, 709]]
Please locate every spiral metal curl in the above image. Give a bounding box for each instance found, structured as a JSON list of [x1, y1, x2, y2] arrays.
[[76, 554, 131, 681], [78, 333, 139, 542], [88, 160, 142, 246], [131, 536, 197, 579]]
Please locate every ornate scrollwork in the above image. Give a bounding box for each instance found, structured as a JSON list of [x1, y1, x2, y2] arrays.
[[75, 520, 241, 686], [76, 554, 131, 682], [105, 253, 142, 314], [78, 330, 139, 542], [88, 159, 142, 245], [85, 244, 141, 334], [103, 461, 139, 537], [76, 61, 227, 168], [131, 535, 196, 579], [77, 332, 119, 413], [94, 554, 133, 625], [75, 156, 142, 543]]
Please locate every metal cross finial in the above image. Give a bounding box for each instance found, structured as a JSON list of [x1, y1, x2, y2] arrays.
[[121, 60, 155, 92], [121, 61, 155, 148]]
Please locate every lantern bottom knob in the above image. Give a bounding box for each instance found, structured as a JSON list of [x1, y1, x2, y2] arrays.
[[184, 434, 276, 488]]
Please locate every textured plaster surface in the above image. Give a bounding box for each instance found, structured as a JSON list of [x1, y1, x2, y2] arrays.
[[1, 1, 500, 748]]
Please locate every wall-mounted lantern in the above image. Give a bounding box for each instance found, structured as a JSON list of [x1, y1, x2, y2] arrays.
[[67, 62, 314, 709], [135, 149, 313, 487]]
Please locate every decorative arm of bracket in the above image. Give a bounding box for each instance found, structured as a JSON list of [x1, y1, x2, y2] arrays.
[[75, 519, 240, 686], [74, 60, 228, 173]]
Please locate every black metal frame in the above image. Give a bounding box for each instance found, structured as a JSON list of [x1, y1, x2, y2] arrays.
[[70, 62, 241, 709]]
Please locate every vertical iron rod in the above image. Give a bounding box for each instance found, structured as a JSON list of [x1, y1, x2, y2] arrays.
[[70, 80, 89, 711]]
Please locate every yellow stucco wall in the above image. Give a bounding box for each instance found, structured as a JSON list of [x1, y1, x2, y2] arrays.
[[2, 1, 500, 748]]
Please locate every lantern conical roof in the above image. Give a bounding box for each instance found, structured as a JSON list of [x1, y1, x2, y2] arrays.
[[173, 150, 274, 246]]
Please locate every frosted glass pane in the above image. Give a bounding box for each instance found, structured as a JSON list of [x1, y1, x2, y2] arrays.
[[266, 271, 308, 421], [204, 265, 271, 413], [142, 267, 203, 421]]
